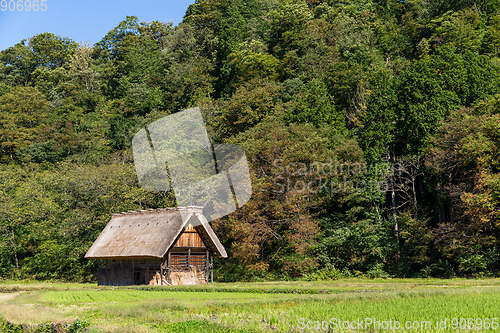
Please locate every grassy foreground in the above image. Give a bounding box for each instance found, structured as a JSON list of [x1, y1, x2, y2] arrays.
[[1, 279, 500, 332]]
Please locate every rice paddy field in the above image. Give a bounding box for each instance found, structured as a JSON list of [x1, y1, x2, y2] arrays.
[[1, 279, 500, 332]]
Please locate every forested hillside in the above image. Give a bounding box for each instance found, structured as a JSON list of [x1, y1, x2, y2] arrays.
[[1, 0, 499, 281]]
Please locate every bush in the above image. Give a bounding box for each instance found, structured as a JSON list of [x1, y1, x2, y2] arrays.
[[0, 317, 23, 333], [0, 316, 96, 333], [302, 267, 352, 281], [366, 263, 391, 279], [68, 318, 90, 333]]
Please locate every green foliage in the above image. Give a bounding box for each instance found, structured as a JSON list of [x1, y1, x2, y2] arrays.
[[398, 212, 433, 272], [271, 0, 313, 41], [0, 316, 96, 333], [481, 15, 500, 56], [228, 40, 280, 84], [474, 93, 500, 115], [0, 86, 50, 161], [161, 320, 254, 333], [29, 32, 78, 69], [428, 7, 484, 53], [302, 267, 351, 281], [331, 13, 378, 66], [457, 253, 489, 275], [0, 82, 11, 96], [286, 79, 344, 129], [68, 318, 90, 333], [397, 45, 500, 154], [93, 16, 140, 60], [356, 67, 398, 162], [0, 317, 23, 333], [431, 0, 500, 17], [0, 41, 35, 86], [1, 1, 500, 282], [16, 140, 62, 163], [215, 79, 281, 139]]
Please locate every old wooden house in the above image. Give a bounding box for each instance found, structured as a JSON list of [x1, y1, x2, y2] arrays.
[[85, 206, 227, 286]]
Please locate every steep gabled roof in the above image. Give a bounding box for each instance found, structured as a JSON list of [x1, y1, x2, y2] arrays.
[[85, 207, 227, 259]]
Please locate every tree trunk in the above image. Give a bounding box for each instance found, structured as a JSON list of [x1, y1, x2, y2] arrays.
[[390, 175, 399, 259], [412, 176, 418, 221]]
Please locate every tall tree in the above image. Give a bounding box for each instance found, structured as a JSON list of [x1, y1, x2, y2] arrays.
[[29, 32, 78, 69], [0, 87, 50, 161], [0, 41, 35, 86]]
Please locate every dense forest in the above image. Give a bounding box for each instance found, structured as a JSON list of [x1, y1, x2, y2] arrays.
[[0, 0, 499, 282]]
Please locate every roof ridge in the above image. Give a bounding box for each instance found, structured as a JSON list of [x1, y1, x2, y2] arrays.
[[112, 206, 203, 217]]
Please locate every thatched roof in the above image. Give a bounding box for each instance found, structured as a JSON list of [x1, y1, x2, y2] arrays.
[[85, 207, 227, 259]]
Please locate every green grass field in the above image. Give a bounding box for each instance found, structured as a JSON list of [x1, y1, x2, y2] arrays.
[[1, 279, 500, 332]]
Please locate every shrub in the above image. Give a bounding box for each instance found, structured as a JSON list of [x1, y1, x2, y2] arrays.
[[302, 267, 351, 281]]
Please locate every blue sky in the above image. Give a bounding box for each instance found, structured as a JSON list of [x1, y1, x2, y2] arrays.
[[0, 0, 196, 51]]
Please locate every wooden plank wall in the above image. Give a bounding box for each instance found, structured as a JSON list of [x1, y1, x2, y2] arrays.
[[173, 225, 206, 248]]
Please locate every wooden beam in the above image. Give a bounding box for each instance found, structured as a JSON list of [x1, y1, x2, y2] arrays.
[[167, 252, 171, 285], [206, 249, 209, 283]]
